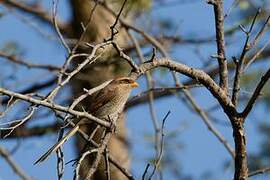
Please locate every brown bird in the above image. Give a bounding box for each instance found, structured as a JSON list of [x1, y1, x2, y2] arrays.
[[34, 77, 138, 164]]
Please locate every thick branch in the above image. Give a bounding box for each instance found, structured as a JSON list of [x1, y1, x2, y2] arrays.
[[131, 58, 234, 113], [232, 119, 248, 179]]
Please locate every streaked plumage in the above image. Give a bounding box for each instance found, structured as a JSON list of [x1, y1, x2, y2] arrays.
[[34, 77, 138, 164]]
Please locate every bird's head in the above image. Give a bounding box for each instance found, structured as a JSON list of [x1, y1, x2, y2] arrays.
[[90, 77, 138, 117], [112, 77, 139, 89]]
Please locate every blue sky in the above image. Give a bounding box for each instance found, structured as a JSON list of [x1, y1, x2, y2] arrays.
[[1, 1, 270, 179]]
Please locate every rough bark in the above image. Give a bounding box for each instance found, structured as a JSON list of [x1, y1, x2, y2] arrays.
[[232, 118, 248, 180]]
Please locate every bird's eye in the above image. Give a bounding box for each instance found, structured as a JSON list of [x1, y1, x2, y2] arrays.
[[120, 79, 132, 84]]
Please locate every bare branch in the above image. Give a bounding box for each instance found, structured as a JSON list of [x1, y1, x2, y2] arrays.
[[74, 149, 98, 180], [107, 0, 128, 41], [60, 118, 135, 180], [248, 166, 270, 177], [104, 147, 111, 180], [208, 0, 228, 93], [108, 155, 134, 180], [0, 50, 61, 71], [0, 106, 36, 138], [178, 82, 235, 157], [0, 123, 61, 139], [0, 146, 30, 180], [128, 31, 161, 161], [71, 1, 98, 53], [149, 111, 170, 179], [86, 129, 113, 179], [112, 41, 139, 71], [232, 9, 261, 105], [142, 163, 150, 180], [0, 87, 110, 127], [244, 37, 270, 71], [56, 128, 65, 180], [46, 41, 112, 100], [240, 68, 270, 118], [1, 0, 67, 33], [131, 58, 235, 114], [98, 1, 170, 58], [52, 0, 70, 53]]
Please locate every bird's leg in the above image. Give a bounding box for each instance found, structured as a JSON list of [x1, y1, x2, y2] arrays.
[[107, 115, 116, 133]]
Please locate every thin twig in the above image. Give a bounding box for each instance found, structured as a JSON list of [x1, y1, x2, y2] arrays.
[[240, 68, 270, 118], [108, 155, 134, 180], [52, 0, 70, 53], [2, 0, 67, 32], [142, 163, 150, 180], [69, 80, 113, 110], [0, 146, 31, 180], [126, 85, 202, 109], [56, 127, 65, 180], [65, 118, 134, 180], [46, 41, 111, 100], [244, 14, 270, 71], [232, 8, 260, 105], [86, 129, 113, 179], [0, 87, 110, 127], [108, 0, 128, 41], [99, 1, 170, 58], [112, 41, 139, 71], [0, 95, 19, 118], [208, 0, 228, 93], [249, 14, 270, 50], [248, 166, 270, 177], [148, 111, 171, 179], [104, 147, 111, 180], [74, 149, 98, 180], [244, 37, 270, 71], [178, 82, 235, 157], [72, 1, 98, 53], [0, 106, 36, 138], [128, 31, 160, 162], [0, 50, 61, 71]]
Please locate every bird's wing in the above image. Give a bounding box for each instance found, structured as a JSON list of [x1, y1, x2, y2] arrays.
[[89, 85, 115, 113]]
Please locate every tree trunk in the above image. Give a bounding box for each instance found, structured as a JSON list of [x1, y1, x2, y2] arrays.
[[69, 0, 132, 179], [232, 118, 248, 180]]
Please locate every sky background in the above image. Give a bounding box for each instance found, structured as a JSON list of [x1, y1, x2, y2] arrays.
[[0, 0, 270, 179]]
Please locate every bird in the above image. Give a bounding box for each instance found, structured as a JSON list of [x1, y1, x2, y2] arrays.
[[34, 77, 138, 164]]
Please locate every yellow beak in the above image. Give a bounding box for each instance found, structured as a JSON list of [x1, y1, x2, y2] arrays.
[[131, 81, 139, 88]]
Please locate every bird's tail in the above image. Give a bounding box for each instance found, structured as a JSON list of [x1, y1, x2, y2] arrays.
[[34, 124, 80, 164]]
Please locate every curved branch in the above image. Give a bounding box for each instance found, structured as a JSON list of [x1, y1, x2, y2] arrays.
[[131, 58, 234, 114]]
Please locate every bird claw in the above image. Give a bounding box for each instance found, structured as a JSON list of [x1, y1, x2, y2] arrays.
[[109, 121, 116, 132], [106, 115, 116, 132]]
